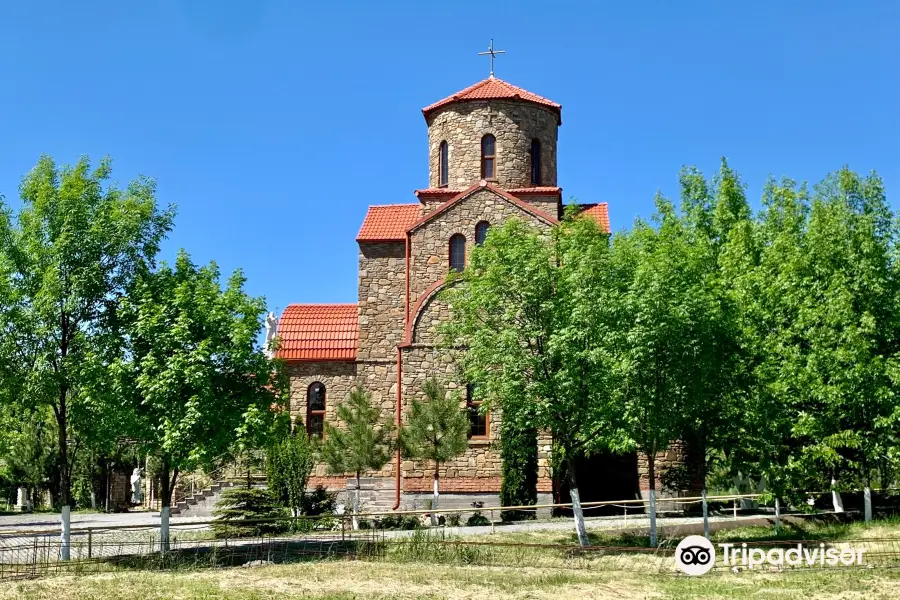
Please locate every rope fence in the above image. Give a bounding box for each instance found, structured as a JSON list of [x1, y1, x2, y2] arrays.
[[1, 488, 898, 582]]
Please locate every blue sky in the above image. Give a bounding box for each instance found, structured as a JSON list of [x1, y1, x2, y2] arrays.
[[1, 1, 897, 318]]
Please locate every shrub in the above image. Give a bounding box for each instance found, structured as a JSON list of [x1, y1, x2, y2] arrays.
[[466, 511, 491, 527], [499, 420, 538, 522], [374, 514, 421, 530], [211, 488, 288, 538], [300, 485, 337, 516]]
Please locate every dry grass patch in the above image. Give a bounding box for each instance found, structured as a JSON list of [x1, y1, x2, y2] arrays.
[[0, 561, 646, 600]]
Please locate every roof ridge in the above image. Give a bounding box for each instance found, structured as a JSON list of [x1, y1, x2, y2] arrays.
[[285, 303, 358, 307], [367, 202, 420, 207]]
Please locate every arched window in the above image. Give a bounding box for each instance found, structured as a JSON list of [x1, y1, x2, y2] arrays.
[[449, 234, 466, 272], [475, 221, 490, 246], [467, 383, 488, 438], [307, 382, 326, 438], [439, 141, 449, 187], [481, 134, 496, 180], [530, 139, 542, 185]]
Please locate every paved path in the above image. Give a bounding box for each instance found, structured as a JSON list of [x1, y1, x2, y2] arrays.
[[0, 511, 208, 533]]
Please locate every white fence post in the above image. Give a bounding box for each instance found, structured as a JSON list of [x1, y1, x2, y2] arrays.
[[160, 506, 170, 552], [774, 497, 781, 531], [701, 488, 709, 539], [649, 490, 657, 547], [864, 487, 872, 523], [60, 505, 71, 561]]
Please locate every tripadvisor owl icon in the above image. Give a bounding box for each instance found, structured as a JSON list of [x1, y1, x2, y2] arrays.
[[675, 535, 716, 576]]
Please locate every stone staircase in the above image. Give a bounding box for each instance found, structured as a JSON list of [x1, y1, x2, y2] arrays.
[[341, 477, 397, 515], [169, 476, 266, 517]]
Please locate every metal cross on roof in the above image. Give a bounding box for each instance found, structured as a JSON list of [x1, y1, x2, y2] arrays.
[[478, 39, 506, 77]]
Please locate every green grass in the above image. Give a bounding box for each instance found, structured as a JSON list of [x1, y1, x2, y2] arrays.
[[2, 559, 900, 600], [3, 516, 900, 599]]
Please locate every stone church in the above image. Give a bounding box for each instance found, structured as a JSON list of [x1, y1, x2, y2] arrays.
[[275, 74, 616, 512]]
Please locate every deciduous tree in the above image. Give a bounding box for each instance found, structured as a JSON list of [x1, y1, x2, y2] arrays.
[[0, 155, 173, 508], [443, 214, 622, 546], [111, 250, 279, 508]]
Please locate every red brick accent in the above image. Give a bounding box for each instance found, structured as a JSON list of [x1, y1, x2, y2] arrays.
[[401, 476, 553, 494], [308, 476, 348, 491]]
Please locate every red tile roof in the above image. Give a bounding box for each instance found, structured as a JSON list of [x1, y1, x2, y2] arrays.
[[579, 203, 611, 233], [507, 187, 562, 196], [275, 304, 358, 361], [422, 77, 562, 122], [356, 204, 420, 242]]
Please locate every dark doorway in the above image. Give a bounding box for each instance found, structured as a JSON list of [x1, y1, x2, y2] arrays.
[[555, 451, 641, 516]]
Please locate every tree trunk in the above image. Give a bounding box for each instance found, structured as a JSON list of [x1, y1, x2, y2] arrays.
[[565, 455, 589, 547], [56, 388, 71, 508], [647, 450, 658, 547], [431, 467, 439, 527], [353, 471, 361, 531], [159, 457, 179, 508]]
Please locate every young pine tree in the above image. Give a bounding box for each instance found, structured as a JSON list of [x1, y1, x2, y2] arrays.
[[399, 378, 469, 526], [320, 388, 395, 529]]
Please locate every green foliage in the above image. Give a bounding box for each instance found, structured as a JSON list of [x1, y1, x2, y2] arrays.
[[442, 213, 620, 545], [299, 485, 337, 516], [376, 514, 421, 530], [399, 378, 469, 473], [211, 487, 287, 538], [0, 155, 175, 506], [466, 511, 491, 526], [266, 425, 315, 516], [611, 189, 733, 493], [2, 410, 59, 507], [110, 249, 281, 506], [499, 419, 538, 521]]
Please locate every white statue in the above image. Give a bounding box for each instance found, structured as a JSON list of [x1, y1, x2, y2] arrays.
[[264, 312, 278, 358], [130, 468, 143, 505]]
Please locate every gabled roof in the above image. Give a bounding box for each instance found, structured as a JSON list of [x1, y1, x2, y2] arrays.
[[407, 181, 559, 234], [275, 304, 358, 361], [578, 203, 611, 233], [356, 204, 421, 242], [422, 76, 562, 122]]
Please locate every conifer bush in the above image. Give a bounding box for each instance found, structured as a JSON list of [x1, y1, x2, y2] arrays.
[[211, 488, 288, 538]]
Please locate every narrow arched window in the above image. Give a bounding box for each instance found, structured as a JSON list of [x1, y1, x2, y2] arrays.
[[467, 383, 488, 438], [475, 221, 490, 246], [449, 234, 466, 272], [307, 382, 326, 438], [439, 141, 449, 187], [530, 139, 542, 185], [481, 134, 496, 180]]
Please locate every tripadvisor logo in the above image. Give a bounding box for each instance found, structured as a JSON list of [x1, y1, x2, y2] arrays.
[[675, 536, 716, 576], [675, 535, 868, 576]]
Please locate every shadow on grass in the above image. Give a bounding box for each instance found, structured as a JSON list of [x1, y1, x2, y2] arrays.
[[96, 538, 386, 572]]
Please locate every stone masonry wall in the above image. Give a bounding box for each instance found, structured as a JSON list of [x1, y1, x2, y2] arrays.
[[357, 241, 409, 361], [408, 187, 551, 304], [287, 361, 357, 478], [399, 345, 501, 489], [426, 100, 559, 190]]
